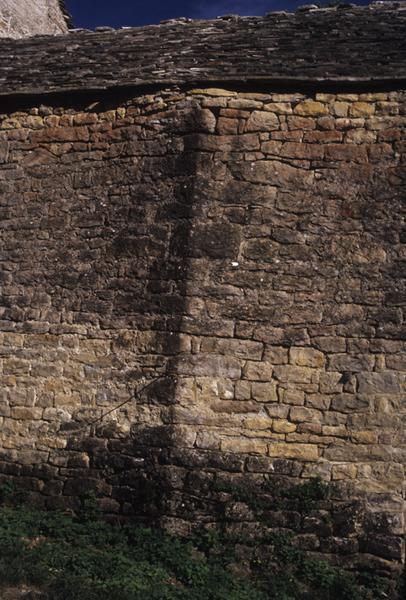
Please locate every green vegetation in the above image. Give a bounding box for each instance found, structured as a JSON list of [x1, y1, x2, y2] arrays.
[[0, 483, 400, 600], [214, 476, 330, 513]]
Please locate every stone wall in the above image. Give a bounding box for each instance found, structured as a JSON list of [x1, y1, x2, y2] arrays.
[[0, 87, 405, 578]]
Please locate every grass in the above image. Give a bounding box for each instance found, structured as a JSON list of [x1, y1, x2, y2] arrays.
[[0, 485, 401, 600]]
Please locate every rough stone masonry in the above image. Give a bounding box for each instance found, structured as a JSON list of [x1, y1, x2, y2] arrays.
[[0, 0, 405, 586]]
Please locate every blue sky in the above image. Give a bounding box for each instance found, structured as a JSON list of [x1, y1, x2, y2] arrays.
[[65, 0, 371, 29]]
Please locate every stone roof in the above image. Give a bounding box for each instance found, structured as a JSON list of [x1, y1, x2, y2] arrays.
[[0, 2, 405, 97]]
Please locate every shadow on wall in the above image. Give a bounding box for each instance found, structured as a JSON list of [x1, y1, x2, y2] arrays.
[[52, 100, 216, 522]]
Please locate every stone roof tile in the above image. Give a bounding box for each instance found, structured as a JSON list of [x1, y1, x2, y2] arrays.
[[0, 3, 405, 97]]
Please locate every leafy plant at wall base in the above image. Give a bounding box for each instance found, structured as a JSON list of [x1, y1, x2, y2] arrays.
[[0, 479, 401, 600]]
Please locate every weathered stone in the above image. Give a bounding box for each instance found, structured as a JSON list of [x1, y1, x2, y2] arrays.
[[243, 361, 273, 381], [357, 372, 401, 394], [349, 102, 375, 117], [272, 419, 297, 433], [251, 382, 278, 402], [264, 102, 292, 114], [327, 355, 374, 372], [245, 110, 279, 132], [289, 347, 325, 368], [190, 223, 240, 258], [324, 143, 368, 163], [236, 160, 314, 188], [268, 443, 319, 461], [290, 407, 323, 424], [221, 438, 267, 454], [172, 355, 241, 378], [331, 394, 370, 413], [217, 117, 239, 135], [294, 101, 329, 117], [273, 365, 315, 384], [234, 380, 251, 400]]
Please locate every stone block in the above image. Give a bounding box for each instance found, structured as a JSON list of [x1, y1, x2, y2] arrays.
[[289, 347, 325, 368], [228, 98, 263, 109], [245, 456, 275, 472], [190, 88, 236, 97], [287, 115, 316, 130], [331, 101, 349, 117], [327, 354, 374, 372], [294, 101, 329, 116], [278, 387, 305, 405], [324, 143, 368, 163], [263, 346, 289, 364], [351, 430, 378, 444], [243, 416, 272, 430], [265, 404, 290, 419], [272, 419, 296, 433], [268, 443, 319, 461], [251, 382, 278, 402], [303, 130, 342, 143], [357, 372, 401, 394], [280, 142, 323, 159], [243, 361, 273, 381], [216, 117, 239, 135], [349, 102, 375, 117], [273, 365, 314, 384], [221, 438, 267, 454], [235, 380, 252, 400], [385, 355, 406, 371], [290, 407, 323, 424], [260, 140, 282, 155], [331, 394, 370, 413], [245, 110, 279, 132], [189, 222, 240, 258], [331, 464, 357, 480], [196, 431, 221, 450], [10, 407, 43, 420], [263, 102, 292, 114], [237, 160, 314, 188], [173, 355, 242, 379], [305, 394, 331, 410]]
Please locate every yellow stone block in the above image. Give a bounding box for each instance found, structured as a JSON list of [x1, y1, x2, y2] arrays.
[[54, 393, 80, 407], [315, 93, 336, 102], [268, 443, 318, 460], [38, 436, 67, 449], [272, 419, 297, 434], [243, 416, 272, 430], [289, 347, 325, 368], [351, 430, 378, 444], [349, 102, 375, 117], [263, 102, 292, 114], [359, 93, 387, 101], [221, 438, 267, 454], [331, 464, 357, 480], [0, 118, 22, 129], [294, 101, 329, 117]]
